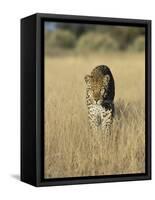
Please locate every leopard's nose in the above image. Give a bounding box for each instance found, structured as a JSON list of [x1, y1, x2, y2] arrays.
[[94, 96, 99, 102], [94, 98, 98, 103], [94, 100, 100, 105]]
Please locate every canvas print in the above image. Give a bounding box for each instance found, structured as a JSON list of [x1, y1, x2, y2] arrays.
[[44, 21, 145, 179]]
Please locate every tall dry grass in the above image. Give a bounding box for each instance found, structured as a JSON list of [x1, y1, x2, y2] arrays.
[[44, 52, 145, 178]]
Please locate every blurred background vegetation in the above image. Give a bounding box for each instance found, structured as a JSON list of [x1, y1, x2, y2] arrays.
[[45, 22, 145, 56]]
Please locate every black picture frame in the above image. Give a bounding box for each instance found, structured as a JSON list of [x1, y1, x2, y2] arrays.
[[21, 13, 151, 187]]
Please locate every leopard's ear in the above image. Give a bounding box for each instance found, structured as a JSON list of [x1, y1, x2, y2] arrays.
[[84, 75, 92, 84]]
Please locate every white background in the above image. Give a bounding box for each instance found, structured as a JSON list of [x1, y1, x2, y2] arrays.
[[0, 0, 154, 199]]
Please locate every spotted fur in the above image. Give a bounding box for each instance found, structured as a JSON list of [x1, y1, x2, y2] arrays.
[[84, 65, 115, 134]]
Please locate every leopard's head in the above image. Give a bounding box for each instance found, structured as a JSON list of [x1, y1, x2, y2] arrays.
[[84, 73, 110, 104]]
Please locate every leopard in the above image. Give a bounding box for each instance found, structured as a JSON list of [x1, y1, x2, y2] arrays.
[[84, 65, 115, 134]]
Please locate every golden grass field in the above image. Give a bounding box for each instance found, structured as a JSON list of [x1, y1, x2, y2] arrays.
[[44, 52, 145, 178]]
